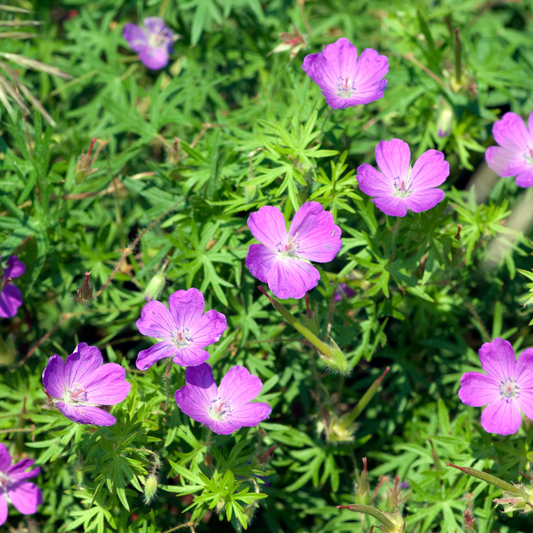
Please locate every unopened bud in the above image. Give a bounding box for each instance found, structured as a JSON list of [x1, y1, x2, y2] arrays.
[[73, 272, 93, 304], [437, 106, 453, 138], [494, 484, 533, 514], [356, 458, 371, 504], [143, 474, 159, 504], [145, 273, 166, 302], [74, 137, 108, 184], [243, 503, 256, 523], [266, 25, 307, 62], [319, 337, 349, 374]]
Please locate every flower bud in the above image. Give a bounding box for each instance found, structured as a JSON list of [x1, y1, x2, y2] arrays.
[[493, 484, 533, 514], [437, 106, 453, 138], [267, 25, 307, 62], [319, 337, 349, 374], [73, 272, 93, 304], [145, 273, 166, 302], [143, 474, 159, 504], [464, 509, 476, 531], [355, 458, 371, 504], [243, 503, 257, 524]]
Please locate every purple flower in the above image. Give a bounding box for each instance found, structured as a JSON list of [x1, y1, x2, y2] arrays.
[[0, 443, 42, 526], [0, 256, 26, 318], [246, 202, 342, 300], [42, 343, 131, 426], [485, 111, 533, 187], [332, 282, 356, 301], [357, 139, 449, 217], [458, 338, 533, 435], [123, 17, 174, 70], [302, 38, 388, 110], [175, 363, 272, 435], [135, 288, 227, 371]]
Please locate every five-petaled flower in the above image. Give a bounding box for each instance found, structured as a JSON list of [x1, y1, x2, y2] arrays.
[[175, 363, 272, 435], [458, 338, 533, 435], [302, 37, 388, 110], [246, 202, 342, 300], [42, 343, 131, 426], [0, 443, 42, 526], [485, 111, 533, 187], [357, 139, 449, 217], [123, 17, 174, 70], [0, 256, 26, 319], [135, 288, 227, 371]]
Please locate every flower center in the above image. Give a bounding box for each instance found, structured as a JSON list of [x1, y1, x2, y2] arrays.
[[276, 235, 299, 258], [336, 76, 356, 98], [499, 378, 520, 400], [209, 397, 231, 421], [148, 31, 171, 50], [393, 170, 412, 198], [65, 382, 88, 404], [0, 471, 12, 491], [522, 146, 533, 166], [170, 327, 192, 349]]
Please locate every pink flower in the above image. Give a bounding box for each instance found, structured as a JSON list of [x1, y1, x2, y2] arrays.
[[485, 111, 533, 187], [302, 38, 388, 110], [246, 202, 342, 300], [357, 139, 449, 217], [0, 444, 42, 526], [123, 17, 174, 70], [135, 288, 227, 371], [175, 363, 272, 435], [0, 256, 26, 318], [458, 338, 533, 435], [42, 343, 131, 426]]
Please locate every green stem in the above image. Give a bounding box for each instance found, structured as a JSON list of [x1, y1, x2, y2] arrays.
[[446, 463, 521, 494], [454, 28, 461, 84], [336, 504, 395, 530]]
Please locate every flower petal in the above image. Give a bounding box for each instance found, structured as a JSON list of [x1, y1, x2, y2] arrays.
[[64, 343, 103, 389], [123, 23, 148, 52], [357, 163, 394, 197], [348, 48, 388, 105], [404, 189, 445, 213], [492, 112, 530, 151], [7, 459, 40, 483], [189, 309, 227, 347], [458, 372, 499, 407], [0, 283, 23, 318], [56, 402, 116, 426], [478, 338, 516, 382], [288, 202, 342, 263], [247, 206, 288, 251], [409, 149, 449, 190], [168, 289, 205, 332], [267, 258, 321, 300], [219, 366, 263, 407], [136, 300, 175, 339], [136, 342, 176, 371], [139, 46, 169, 70], [143, 17, 167, 35], [485, 146, 528, 178], [173, 346, 210, 367], [0, 493, 7, 527], [0, 443, 11, 471], [515, 167, 533, 188], [517, 390, 533, 424], [481, 399, 522, 435], [302, 53, 338, 97], [321, 38, 358, 79], [7, 481, 42, 515], [375, 139, 411, 182], [175, 363, 218, 423], [83, 364, 130, 405], [246, 243, 277, 283], [516, 349, 533, 388], [5, 256, 26, 279], [42, 354, 65, 400], [371, 196, 408, 217]]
